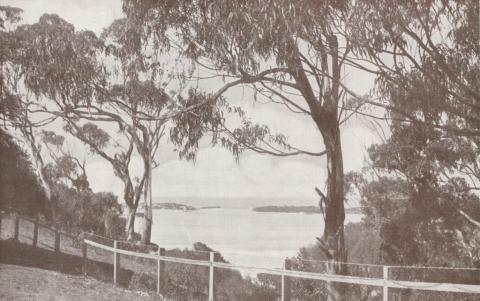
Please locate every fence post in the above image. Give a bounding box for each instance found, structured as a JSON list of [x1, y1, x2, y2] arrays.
[[157, 247, 165, 294], [82, 240, 88, 275], [32, 217, 39, 247], [383, 265, 389, 301], [0, 213, 2, 239], [14, 214, 19, 241], [54, 228, 60, 252], [113, 240, 120, 285], [208, 252, 215, 301], [281, 259, 291, 301]]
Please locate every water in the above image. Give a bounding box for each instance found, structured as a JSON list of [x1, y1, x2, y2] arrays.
[[144, 207, 362, 271]]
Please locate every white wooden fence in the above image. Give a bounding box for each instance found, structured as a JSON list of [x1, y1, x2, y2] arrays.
[[84, 238, 480, 301], [1, 213, 479, 301]]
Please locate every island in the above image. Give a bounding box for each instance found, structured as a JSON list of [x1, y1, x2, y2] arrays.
[[152, 202, 196, 211], [150, 203, 222, 211], [253, 205, 364, 214]]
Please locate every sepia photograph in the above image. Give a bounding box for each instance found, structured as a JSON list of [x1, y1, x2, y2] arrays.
[[0, 0, 479, 300]]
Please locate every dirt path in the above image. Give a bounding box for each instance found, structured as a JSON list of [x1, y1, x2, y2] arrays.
[[0, 264, 163, 301]]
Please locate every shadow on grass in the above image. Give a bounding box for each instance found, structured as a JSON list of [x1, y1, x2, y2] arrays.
[[0, 239, 137, 288]]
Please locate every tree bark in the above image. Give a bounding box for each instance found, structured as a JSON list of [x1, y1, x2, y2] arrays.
[[141, 154, 153, 244], [302, 34, 345, 301], [318, 34, 347, 301], [286, 33, 346, 300], [320, 120, 346, 301], [125, 205, 137, 241]]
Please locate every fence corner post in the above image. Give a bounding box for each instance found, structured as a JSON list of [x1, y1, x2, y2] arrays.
[[54, 227, 60, 253], [383, 265, 389, 301], [208, 251, 215, 301], [82, 239, 88, 275], [281, 258, 291, 301], [32, 217, 39, 247], [113, 240, 120, 285], [14, 214, 19, 241], [157, 247, 165, 294]]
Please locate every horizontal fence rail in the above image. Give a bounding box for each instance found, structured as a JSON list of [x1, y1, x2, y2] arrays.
[[1, 212, 480, 301], [84, 238, 480, 300]]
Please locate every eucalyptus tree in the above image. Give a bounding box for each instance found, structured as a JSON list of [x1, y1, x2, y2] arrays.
[[343, 0, 480, 268], [123, 1, 362, 299], [346, 0, 479, 136], [345, 0, 480, 241], [98, 18, 190, 243], [2, 13, 226, 242], [0, 13, 147, 239], [0, 7, 59, 219]]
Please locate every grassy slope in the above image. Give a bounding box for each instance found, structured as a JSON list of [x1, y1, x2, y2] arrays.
[[0, 263, 162, 301], [0, 213, 164, 298]]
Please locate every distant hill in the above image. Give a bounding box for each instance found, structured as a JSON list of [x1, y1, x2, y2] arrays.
[[137, 203, 221, 214], [152, 202, 196, 211], [253, 205, 364, 214]]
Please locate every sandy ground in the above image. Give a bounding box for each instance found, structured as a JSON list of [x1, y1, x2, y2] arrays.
[[0, 263, 163, 301]]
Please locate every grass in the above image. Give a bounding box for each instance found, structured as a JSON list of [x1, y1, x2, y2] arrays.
[[0, 263, 162, 301], [0, 213, 166, 299], [0, 213, 219, 300]]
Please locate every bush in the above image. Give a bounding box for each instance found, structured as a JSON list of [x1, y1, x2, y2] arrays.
[[53, 185, 124, 239], [0, 129, 47, 217]]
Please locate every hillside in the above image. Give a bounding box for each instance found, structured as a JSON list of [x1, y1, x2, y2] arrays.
[[0, 264, 162, 301]]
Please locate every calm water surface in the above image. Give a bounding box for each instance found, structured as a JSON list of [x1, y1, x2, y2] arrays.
[[144, 208, 362, 270]]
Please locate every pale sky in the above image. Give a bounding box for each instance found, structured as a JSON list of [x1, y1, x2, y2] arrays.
[[4, 0, 381, 204]]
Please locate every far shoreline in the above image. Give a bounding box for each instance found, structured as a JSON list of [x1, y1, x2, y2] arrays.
[[145, 203, 363, 215]]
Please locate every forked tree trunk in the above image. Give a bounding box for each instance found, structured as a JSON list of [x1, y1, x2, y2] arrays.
[[320, 34, 347, 301], [286, 33, 345, 301]]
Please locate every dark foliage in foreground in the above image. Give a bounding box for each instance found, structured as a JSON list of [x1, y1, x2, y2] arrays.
[[0, 129, 126, 239], [0, 129, 47, 216]]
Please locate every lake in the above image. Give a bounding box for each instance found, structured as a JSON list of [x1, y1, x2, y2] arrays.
[[142, 207, 362, 272]]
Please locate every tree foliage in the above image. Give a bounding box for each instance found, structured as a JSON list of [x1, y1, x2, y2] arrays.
[[339, 0, 480, 269], [349, 0, 479, 137], [122, 6, 355, 300]]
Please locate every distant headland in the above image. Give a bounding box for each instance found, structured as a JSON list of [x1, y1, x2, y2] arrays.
[[151, 202, 221, 211], [253, 205, 363, 214]]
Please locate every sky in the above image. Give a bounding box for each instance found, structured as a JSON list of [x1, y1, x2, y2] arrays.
[[3, 0, 381, 205]]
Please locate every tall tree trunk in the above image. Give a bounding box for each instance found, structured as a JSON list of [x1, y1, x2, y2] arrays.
[[321, 120, 346, 301], [280, 34, 348, 300], [314, 34, 346, 301], [125, 205, 136, 241], [141, 155, 153, 244]]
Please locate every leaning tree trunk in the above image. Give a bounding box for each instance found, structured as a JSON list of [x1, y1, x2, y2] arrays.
[[122, 180, 138, 241], [125, 205, 137, 241]]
